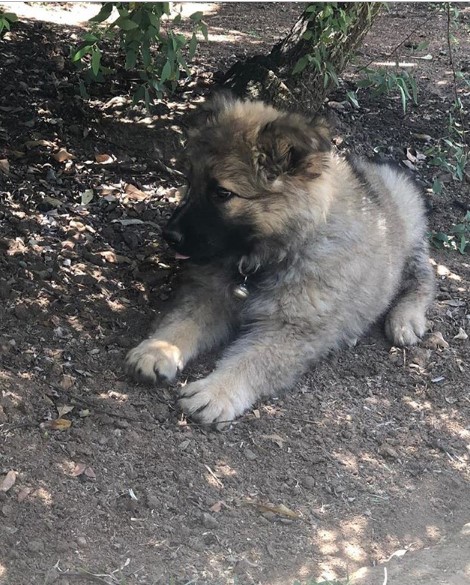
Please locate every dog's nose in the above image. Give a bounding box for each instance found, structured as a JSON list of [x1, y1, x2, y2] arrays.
[[163, 228, 183, 247]]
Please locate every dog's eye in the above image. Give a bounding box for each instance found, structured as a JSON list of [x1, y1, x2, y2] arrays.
[[213, 186, 235, 202]]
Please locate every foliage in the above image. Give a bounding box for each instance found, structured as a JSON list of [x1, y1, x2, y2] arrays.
[[71, 2, 207, 108], [293, 2, 382, 91], [0, 9, 18, 36], [429, 4, 468, 194], [429, 211, 470, 254], [354, 68, 418, 114]]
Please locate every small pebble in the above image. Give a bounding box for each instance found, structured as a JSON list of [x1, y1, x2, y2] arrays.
[[244, 448, 257, 461], [201, 512, 219, 529], [76, 536, 87, 548], [302, 476, 316, 490]]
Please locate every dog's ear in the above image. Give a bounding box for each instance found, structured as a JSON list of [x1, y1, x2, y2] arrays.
[[256, 116, 331, 180], [187, 90, 238, 135]]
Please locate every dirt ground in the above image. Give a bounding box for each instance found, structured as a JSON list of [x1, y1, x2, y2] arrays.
[[0, 3, 469, 585]]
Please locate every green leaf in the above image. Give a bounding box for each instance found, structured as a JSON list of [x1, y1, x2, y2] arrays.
[[199, 22, 208, 41], [398, 84, 407, 114], [160, 60, 172, 83], [3, 12, 18, 23], [89, 3, 113, 23], [188, 33, 198, 59], [125, 49, 137, 70], [132, 84, 145, 104], [91, 48, 101, 76], [292, 55, 309, 76], [71, 44, 93, 62], [346, 90, 359, 108], [190, 11, 204, 21], [432, 179, 442, 195], [141, 44, 151, 68], [148, 12, 160, 29], [113, 16, 139, 30], [458, 235, 467, 254]]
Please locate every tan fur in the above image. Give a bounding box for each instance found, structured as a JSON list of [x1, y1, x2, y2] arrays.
[[126, 98, 435, 428]]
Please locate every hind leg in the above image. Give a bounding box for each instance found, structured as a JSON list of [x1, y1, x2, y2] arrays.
[[385, 244, 435, 346]]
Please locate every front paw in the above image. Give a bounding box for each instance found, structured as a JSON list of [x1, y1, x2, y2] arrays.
[[126, 339, 182, 384], [179, 376, 252, 428]]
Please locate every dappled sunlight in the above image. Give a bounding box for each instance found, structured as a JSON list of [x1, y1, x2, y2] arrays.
[[99, 390, 129, 403], [0, 1, 99, 26], [426, 525, 442, 539], [31, 486, 53, 506], [214, 461, 237, 477], [1, 3, 469, 584], [374, 60, 417, 68]]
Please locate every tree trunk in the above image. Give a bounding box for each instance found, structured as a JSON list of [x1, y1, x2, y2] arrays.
[[223, 3, 382, 113]]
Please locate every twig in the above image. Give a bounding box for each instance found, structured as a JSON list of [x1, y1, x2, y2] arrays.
[[204, 464, 224, 488]]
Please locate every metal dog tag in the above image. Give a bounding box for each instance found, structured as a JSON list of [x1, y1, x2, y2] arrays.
[[233, 282, 249, 300]]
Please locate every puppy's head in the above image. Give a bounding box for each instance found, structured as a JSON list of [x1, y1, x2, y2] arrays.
[[163, 96, 331, 264]]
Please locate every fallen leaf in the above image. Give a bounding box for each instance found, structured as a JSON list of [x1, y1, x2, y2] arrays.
[[1, 470, 17, 492], [81, 189, 94, 205], [43, 418, 72, 431], [255, 502, 301, 520], [84, 467, 96, 479], [25, 139, 55, 148], [17, 487, 31, 502], [210, 501, 224, 513], [124, 183, 149, 201], [0, 159, 10, 174], [406, 148, 418, 164], [52, 148, 74, 163], [42, 196, 63, 208], [423, 331, 449, 350], [453, 328, 468, 341], [98, 250, 132, 264], [57, 405, 74, 418], [95, 153, 114, 164], [60, 374, 75, 390], [72, 463, 86, 476], [401, 159, 417, 171], [412, 133, 432, 142], [79, 409, 90, 418]]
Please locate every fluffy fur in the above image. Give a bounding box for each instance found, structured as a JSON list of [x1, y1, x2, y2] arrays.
[[126, 96, 435, 428]]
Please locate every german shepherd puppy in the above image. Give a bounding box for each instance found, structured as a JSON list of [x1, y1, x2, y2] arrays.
[[126, 95, 435, 427]]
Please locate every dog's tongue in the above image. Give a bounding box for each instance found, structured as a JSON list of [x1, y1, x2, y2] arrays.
[[175, 252, 190, 260]]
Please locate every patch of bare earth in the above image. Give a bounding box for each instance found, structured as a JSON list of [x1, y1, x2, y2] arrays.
[[0, 3, 469, 585]]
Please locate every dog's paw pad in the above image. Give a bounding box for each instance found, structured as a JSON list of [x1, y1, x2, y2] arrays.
[[385, 308, 426, 347], [126, 339, 182, 383], [179, 378, 249, 428]]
